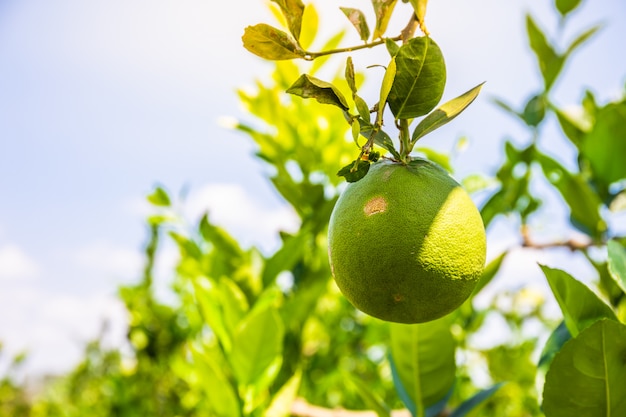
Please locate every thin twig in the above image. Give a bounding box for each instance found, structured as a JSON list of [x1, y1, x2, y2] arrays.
[[303, 36, 402, 60], [521, 238, 596, 251], [520, 226, 597, 251], [303, 10, 424, 60], [400, 12, 420, 43]]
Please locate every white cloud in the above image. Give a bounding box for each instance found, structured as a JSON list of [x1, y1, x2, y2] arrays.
[[0, 287, 128, 376], [0, 244, 40, 282], [73, 242, 143, 280], [124, 182, 300, 254], [185, 183, 300, 254]]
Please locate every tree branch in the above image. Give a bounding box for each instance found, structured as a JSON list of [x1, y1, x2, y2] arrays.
[[400, 12, 420, 43], [291, 398, 412, 417], [520, 225, 596, 251], [303, 36, 402, 60], [521, 238, 594, 251], [303, 10, 424, 60]]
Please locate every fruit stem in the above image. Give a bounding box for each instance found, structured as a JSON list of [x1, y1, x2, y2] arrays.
[[398, 118, 412, 163]]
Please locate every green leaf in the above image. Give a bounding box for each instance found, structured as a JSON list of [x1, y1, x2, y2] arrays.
[[388, 355, 416, 413], [491, 97, 523, 121], [582, 89, 599, 119], [471, 252, 507, 297], [286, 74, 350, 110], [534, 150, 606, 239], [198, 215, 248, 281], [379, 56, 397, 114], [345, 56, 357, 94], [192, 348, 242, 417], [385, 37, 400, 57], [389, 317, 456, 411], [199, 214, 242, 260], [350, 117, 361, 144], [249, 286, 284, 316], [371, 0, 398, 39], [262, 230, 308, 287], [407, 0, 429, 33], [271, 0, 305, 40], [297, 3, 318, 49], [608, 239, 626, 293], [526, 14, 564, 91], [543, 319, 626, 417], [340, 7, 370, 42], [169, 231, 202, 259], [588, 255, 625, 308], [265, 369, 302, 417], [565, 25, 601, 57], [344, 372, 392, 417], [484, 340, 538, 384], [538, 321, 571, 372], [242, 24, 305, 60], [218, 279, 249, 332], [555, 0, 583, 18], [387, 36, 446, 119], [337, 159, 371, 183], [355, 95, 371, 123], [522, 94, 547, 127], [462, 173, 496, 194], [194, 279, 233, 352], [479, 189, 504, 229], [540, 265, 617, 337], [411, 82, 484, 143], [147, 186, 171, 206], [580, 101, 626, 187], [230, 307, 284, 386], [553, 107, 586, 147], [425, 388, 453, 417], [449, 383, 505, 417], [480, 142, 540, 227]]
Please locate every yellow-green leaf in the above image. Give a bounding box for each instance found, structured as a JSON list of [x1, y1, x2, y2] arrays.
[[242, 24, 304, 60], [411, 82, 484, 143], [271, 0, 305, 40], [340, 7, 370, 41], [372, 0, 398, 39], [286, 74, 350, 110]]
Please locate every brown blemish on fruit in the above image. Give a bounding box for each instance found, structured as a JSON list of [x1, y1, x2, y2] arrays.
[[393, 293, 404, 302], [364, 196, 387, 216]]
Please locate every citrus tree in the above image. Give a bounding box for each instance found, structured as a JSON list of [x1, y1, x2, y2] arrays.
[[2, 0, 626, 416]]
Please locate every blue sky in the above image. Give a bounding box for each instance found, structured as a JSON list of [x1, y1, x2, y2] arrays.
[[0, 0, 625, 375]]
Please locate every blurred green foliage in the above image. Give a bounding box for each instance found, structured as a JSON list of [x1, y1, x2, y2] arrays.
[[2, 0, 626, 416]]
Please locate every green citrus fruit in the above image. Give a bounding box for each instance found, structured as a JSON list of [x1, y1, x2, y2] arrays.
[[328, 158, 486, 324]]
